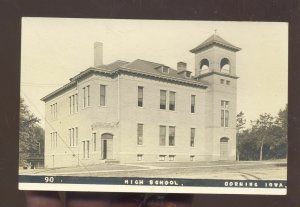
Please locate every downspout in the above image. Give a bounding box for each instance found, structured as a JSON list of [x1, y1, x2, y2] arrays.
[[117, 72, 120, 122], [117, 72, 120, 161]]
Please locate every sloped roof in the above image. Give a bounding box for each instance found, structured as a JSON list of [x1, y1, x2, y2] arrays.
[[190, 34, 241, 53], [69, 60, 129, 81], [121, 59, 195, 80], [41, 59, 207, 102], [97, 60, 129, 71]]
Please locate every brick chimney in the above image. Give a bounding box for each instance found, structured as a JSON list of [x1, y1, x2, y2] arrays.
[[94, 42, 103, 67], [177, 62, 187, 72]]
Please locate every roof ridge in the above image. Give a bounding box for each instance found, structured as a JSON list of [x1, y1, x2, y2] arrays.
[[135, 58, 163, 66], [105, 59, 129, 65]]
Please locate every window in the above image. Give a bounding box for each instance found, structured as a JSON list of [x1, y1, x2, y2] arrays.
[[72, 95, 75, 113], [83, 87, 86, 107], [50, 132, 58, 149], [160, 90, 167, 109], [221, 100, 229, 127], [169, 126, 175, 146], [200, 59, 209, 74], [69, 94, 78, 114], [159, 125, 166, 146], [137, 123, 143, 145], [50, 105, 53, 119], [69, 127, 78, 147], [190, 128, 195, 147], [159, 155, 166, 161], [100, 85, 106, 106], [83, 85, 90, 108], [200, 59, 209, 70], [162, 66, 169, 73], [191, 95, 195, 113], [190, 155, 195, 161], [138, 86, 143, 107], [160, 125, 176, 146], [169, 91, 176, 111], [226, 80, 230, 85], [137, 154, 143, 161], [83, 141, 85, 158], [54, 104, 56, 119], [87, 86, 90, 106], [225, 110, 229, 127], [92, 133, 97, 151], [69, 129, 71, 146], [50, 103, 57, 119], [69, 96, 72, 114], [169, 155, 175, 161], [75, 94, 78, 112], [220, 79, 225, 84], [87, 141, 89, 158], [160, 90, 177, 111], [83, 140, 90, 159], [220, 58, 230, 74]]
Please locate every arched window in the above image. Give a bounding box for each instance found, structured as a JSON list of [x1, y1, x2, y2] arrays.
[[101, 133, 113, 139], [220, 58, 230, 74], [220, 137, 229, 142], [200, 59, 209, 74]]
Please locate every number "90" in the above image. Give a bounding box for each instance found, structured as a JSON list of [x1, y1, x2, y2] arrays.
[[45, 177, 54, 183]]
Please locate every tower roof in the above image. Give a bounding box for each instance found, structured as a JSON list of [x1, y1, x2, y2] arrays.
[[190, 34, 241, 53]]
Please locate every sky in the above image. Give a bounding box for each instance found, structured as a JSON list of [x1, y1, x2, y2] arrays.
[[20, 18, 288, 127]]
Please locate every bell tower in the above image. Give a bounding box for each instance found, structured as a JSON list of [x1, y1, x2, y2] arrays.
[[190, 34, 241, 161]]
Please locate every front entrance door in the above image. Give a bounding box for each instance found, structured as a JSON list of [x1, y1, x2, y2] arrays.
[[101, 133, 113, 160], [220, 137, 229, 160]]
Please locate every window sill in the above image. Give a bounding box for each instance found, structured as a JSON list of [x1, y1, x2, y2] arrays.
[[82, 106, 92, 110], [159, 109, 177, 112], [98, 105, 108, 108]]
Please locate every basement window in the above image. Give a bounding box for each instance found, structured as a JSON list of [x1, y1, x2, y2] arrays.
[[190, 155, 195, 161], [137, 154, 143, 161], [159, 155, 166, 161], [169, 155, 175, 161]]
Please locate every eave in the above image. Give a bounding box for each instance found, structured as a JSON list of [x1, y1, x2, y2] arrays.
[[41, 66, 208, 102]]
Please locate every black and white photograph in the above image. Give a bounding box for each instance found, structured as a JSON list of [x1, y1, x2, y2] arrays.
[[18, 18, 288, 195]]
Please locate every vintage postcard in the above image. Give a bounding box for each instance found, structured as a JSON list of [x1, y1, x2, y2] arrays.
[[19, 18, 288, 195]]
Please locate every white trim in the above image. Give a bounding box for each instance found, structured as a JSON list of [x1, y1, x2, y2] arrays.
[[19, 183, 287, 195]]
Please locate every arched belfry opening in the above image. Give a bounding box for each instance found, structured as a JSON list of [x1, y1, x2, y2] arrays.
[[200, 58, 209, 74], [101, 133, 113, 160], [220, 137, 229, 160], [220, 58, 231, 74]]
